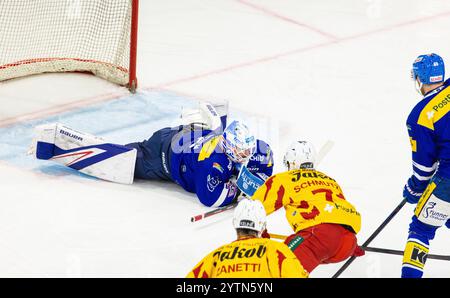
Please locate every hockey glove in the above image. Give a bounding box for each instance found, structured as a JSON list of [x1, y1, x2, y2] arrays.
[[403, 177, 425, 204]]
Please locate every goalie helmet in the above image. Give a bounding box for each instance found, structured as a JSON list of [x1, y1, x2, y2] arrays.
[[283, 140, 316, 170], [222, 120, 256, 164], [233, 199, 266, 234]]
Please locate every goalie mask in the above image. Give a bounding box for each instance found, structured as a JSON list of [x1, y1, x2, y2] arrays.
[[222, 120, 256, 164], [233, 199, 267, 235], [283, 140, 316, 170]]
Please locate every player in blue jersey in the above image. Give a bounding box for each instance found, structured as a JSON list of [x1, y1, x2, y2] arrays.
[[30, 102, 274, 208], [127, 120, 273, 207], [402, 53, 450, 278]]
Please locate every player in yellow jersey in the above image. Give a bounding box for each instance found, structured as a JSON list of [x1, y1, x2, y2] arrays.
[[187, 199, 308, 278], [253, 141, 364, 274]]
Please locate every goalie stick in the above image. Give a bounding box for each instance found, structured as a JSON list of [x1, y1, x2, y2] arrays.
[[189, 140, 335, 223], [190, 202, 238, 222]]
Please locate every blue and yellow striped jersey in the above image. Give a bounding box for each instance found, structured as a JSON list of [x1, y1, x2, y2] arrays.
[[406, 78, 450, 190]]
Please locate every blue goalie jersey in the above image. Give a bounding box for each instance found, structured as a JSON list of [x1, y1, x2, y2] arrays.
[[170, 127, 238, 207], [407, 78, 450, 191], [170, 127, 274, 208]]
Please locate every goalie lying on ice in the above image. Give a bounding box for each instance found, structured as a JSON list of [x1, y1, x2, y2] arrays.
[[29, 103, 273, 208]]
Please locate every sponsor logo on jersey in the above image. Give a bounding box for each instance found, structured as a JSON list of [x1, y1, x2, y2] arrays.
[[250, 154, 265, 162], [247, 166, 259, 172], [290, 170, 336, 182], [59, 129, 83, 141], [432, 94, 450, 112], [207, 175, 221, 192], [212, 162, 224, 173], [287, 235, 304, 251], [334, 203, 361, 216], [213, 245, 267, 261]]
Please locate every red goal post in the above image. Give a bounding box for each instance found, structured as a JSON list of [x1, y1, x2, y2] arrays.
[[0, 0, 139, 92]]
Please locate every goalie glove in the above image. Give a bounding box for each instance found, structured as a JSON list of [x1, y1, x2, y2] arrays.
[[235, 165, 265, 197]]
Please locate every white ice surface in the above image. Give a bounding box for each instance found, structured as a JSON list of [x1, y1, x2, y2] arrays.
[[0, 0, 448, 277]]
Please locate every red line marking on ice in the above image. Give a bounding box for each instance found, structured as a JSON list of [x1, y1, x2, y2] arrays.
[[2, 10, 450, 127], [235, 0, 338, 40], [151, 10, 450, 89], [0, 90, 128, 128], [149, 41, 331, 89]]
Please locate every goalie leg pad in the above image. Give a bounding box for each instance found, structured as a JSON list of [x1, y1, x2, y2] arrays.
[[32, 123, 136, 184]]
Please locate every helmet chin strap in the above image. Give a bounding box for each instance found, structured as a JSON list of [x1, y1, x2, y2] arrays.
[[415, 79, 425, 96]]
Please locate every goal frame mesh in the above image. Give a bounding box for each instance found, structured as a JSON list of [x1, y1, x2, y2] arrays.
[[0, 0, 139, 92]]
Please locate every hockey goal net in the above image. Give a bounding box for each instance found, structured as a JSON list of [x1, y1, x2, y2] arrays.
[[0, 0, 138, 91]]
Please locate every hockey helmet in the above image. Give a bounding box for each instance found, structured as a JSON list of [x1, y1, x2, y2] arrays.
[[411, 53, 445, 85], [233, 199, 267, 234], [283, 140, 316, 170]]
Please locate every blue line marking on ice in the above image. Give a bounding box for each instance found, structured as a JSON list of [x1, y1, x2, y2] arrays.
[[0, 90, 199, 175]]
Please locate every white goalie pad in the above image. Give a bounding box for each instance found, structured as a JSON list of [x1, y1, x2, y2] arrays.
[[30, 123, 136, 185]]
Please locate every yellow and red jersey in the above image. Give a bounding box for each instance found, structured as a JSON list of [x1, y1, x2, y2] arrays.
[[252, 169, 361, 234], [186, 237, 308, 278]]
